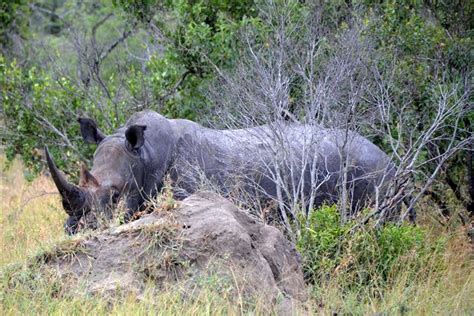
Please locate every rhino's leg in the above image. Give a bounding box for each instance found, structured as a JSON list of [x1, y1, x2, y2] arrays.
[[404, 196, 416, 223], [124, 210, 134, 223]]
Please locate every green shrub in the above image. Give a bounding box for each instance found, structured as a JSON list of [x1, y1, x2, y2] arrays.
[[0, 56, 123, 179], [296, 205, 349, 280], [296, 205, 445, 288]]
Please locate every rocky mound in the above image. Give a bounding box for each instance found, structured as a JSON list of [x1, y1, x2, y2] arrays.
[[38, 192, 306, 309]]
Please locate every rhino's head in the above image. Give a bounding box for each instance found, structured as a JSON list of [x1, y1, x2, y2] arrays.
[[46, 118, 148, 235]]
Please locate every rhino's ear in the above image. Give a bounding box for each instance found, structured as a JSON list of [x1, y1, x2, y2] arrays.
[[125, 125, 147, 150], [78, 118, 106, 144], [79, 163, 99, 187]]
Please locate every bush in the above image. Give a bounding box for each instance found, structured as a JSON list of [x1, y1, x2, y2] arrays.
[[0, 56, 121, 179], [296, 205, 446, 288]]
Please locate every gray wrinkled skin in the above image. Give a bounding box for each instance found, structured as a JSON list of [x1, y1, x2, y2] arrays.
[[57, 110, 394, 233]]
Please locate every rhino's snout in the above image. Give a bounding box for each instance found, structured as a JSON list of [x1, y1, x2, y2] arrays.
[[63, 187, 122, 235], [64, 215, 81, 235]]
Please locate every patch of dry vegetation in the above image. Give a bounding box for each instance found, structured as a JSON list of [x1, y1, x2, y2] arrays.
[[0, 157, 65, 266]]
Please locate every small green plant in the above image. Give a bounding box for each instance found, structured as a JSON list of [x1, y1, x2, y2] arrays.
[[296, 204, 349, 280]]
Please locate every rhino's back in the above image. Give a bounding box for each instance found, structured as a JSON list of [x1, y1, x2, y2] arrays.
[[167, 118, 394, 206], [199, 123, 390, 171], [180, 122, 391, 190]]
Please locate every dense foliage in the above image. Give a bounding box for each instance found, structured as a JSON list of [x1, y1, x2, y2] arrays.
[[296, 204, 445, 287]]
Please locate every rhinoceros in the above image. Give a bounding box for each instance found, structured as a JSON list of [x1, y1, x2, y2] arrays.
[[45, 110, 394, 234]]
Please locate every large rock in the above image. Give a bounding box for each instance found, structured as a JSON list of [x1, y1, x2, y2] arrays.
[[41, 192, 306, 307]]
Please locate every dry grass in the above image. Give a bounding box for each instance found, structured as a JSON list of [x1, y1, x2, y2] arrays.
[[0, 157, 66, 266], [0, 157, 473, 315]]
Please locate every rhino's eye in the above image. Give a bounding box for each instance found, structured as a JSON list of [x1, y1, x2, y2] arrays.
[[125, 140, 140, 155]]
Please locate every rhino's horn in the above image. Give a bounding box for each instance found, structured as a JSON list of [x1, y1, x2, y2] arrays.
[[45, 146, 86, 215]]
